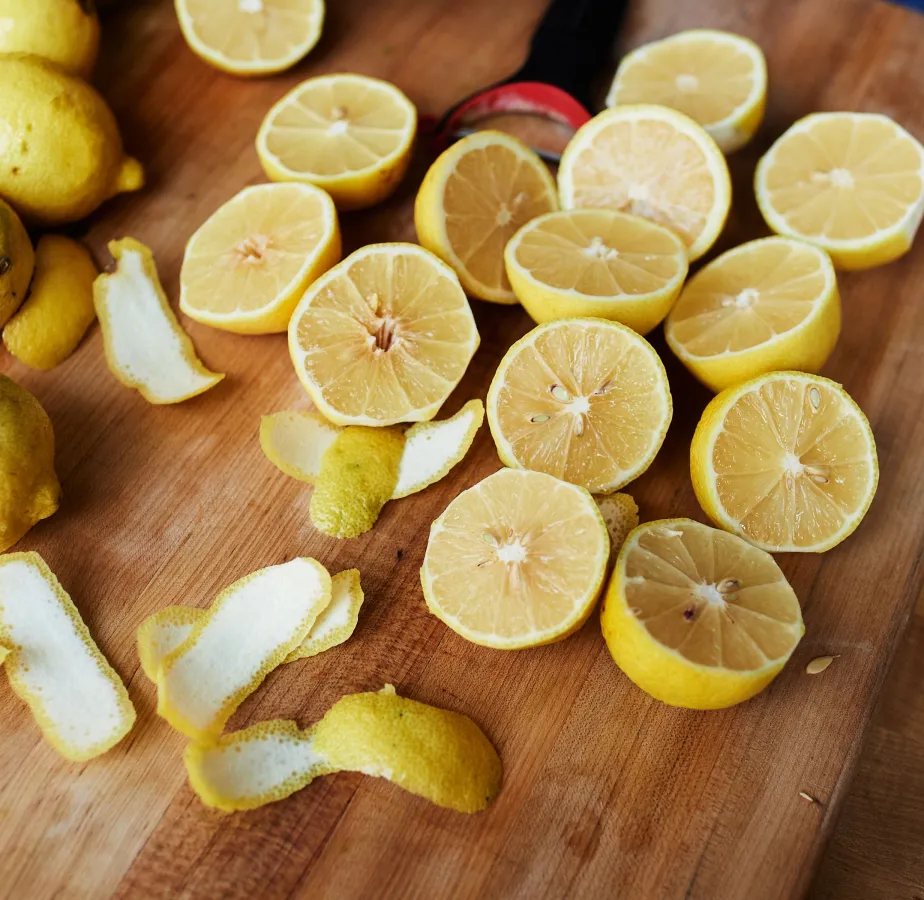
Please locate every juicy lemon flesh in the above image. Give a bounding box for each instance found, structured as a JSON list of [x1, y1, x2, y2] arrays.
[[562, 116, 720, 253], [490, 320, 671, 493], [179, 0, 322, 68], [290, 246, 478, 425], [263, 79, 412, 178], [602, 519, 803, 709], [423, 469, 609, 648], [697, 375, 877, 551], [181, 184, 339, 330], [439, 139, 557, 297], [761, 116, 924, 244], [668, 238, 831, 354], [611, 35, 758, 129]]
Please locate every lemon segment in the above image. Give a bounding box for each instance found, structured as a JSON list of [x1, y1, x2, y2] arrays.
[[665, 237, 841, 392], [601, 519, 804, 709], [558, 104, 731, 261], [0, 198, 33, 327], [691, 372, 879, 552], [94, 238, 224, 404], [0, 552, 136, 760], [0, 375, 60, 553], [310, 426, 406, 538], [257, 73, 416, 210], [157, 558, 332, 742], [505, 209, 688, 333], [415, 130, 558, 304], [421, 468, 610, 649], [0, 56, 143, 226], [180, 183, 341, 334], [288, 243, 479, 426], [755, 112, 924, 269], [0, 0, 100, 77], [595, 492, 639, 560], [175, 0, 324, 76], [487, 318, 672, 494], [606, 30, 767, 153], [4, 235, 97, 370]]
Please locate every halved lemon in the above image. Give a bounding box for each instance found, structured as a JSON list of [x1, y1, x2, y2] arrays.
[[487, 318, 672, 493], [288, 243, 479, 426], [180, 183, 340, 334], [665, 237, 840, 392], [175, 0, 324, 76], [504, 209, 688, 334], [691, 371, 879, 552], [606, 29, 767, 154], [755, 112, 924, 269], [415, 130, 558, 304], [558, 104, 731, 261], [421, 468, 609, 649], [601, 518, 804, 709], [257, 73, 417, 210]]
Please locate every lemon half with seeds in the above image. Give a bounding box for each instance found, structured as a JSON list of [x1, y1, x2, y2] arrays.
[[601, 518, 804, 709]]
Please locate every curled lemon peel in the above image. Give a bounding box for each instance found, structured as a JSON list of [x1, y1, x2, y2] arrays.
[[0, 552, 136, 761], [156, 558, 331, 742]]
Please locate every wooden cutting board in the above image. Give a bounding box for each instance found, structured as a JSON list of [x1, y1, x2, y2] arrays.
[[2, 0, 923, 897]]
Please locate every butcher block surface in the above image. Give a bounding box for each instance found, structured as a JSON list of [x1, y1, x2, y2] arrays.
[[2, 0, 924, 898]]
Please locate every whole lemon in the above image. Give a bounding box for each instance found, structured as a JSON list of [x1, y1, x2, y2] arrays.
[[0, 55, 144, 226], [0, 197, 33, 326], [0, 0, 100, 78], [0, 375, 61, 552]]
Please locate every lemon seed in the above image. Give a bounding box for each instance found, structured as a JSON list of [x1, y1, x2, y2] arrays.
[[550, 384, 571, 402], [530, 413, 551, 423], [809, 387, 821, 410], [799, 791, 817, 803], [806, 655, 837, 674]]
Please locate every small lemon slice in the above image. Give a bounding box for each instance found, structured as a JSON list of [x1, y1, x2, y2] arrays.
[[558, 104, 731, 261], [606, 29, 767, 153], [421, 468, 610, 649], [180, 183, 340, 334], [415, 130, 559, 304], [755, 112, 924, 269], [257, 73, 417, 210], [93, 238, 224, 405], [288, 243, 479, 426], [601, 519, 804, 709], [175, 0, 324, 76], [487, 318, 672, 493], [665, 237, 840, 392], [691, 372, 879, 552], [505, 209, 688, 333]]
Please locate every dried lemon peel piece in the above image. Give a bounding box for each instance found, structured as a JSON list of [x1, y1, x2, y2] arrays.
[[595, 493, 640, 558], [0, 552, 136, 761], [285, 569, 364, 662], [157, 558, 331, 741], [310, 427, 406, 538], [136, 606, 202, 681], [184, 685, 502, 814], [93, 238, 224, 404]]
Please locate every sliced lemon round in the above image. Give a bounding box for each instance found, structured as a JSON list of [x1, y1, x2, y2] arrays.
[[257, 73, 417, 211], [606, 30, 767, 154], [691, 371, 878, 552], [288, 243, 479, 426], [558, 104, 731, 261], [415, 130, 558, 304], [601, 518, 804, 709], [755, 112, 924, 269], [421, 468, 609, 649], [665, 237, 840, 392], [180, 183, 340, 335], [487, 318, 671, 493], [504, 209, 688, 334], [175, 0, 324, 76]]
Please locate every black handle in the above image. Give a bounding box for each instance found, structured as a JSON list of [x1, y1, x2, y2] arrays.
[[514, 0, 630, 110]]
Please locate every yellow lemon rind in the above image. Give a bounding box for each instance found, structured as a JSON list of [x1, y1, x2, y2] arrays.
[[259, 410, 340, 485]]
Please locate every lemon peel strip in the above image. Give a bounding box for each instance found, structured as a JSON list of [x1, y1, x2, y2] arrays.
[[259, 411, 340, 485], [137, 606, 203, 681], [184, 685, 502, 814], [0, 552, 136, 761], [156, 558, 331, 742], [284, 569, 364, 662], [93, 238, 224, 404]]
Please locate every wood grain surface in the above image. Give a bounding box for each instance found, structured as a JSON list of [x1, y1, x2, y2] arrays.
[[1, 1, 923, 898]]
